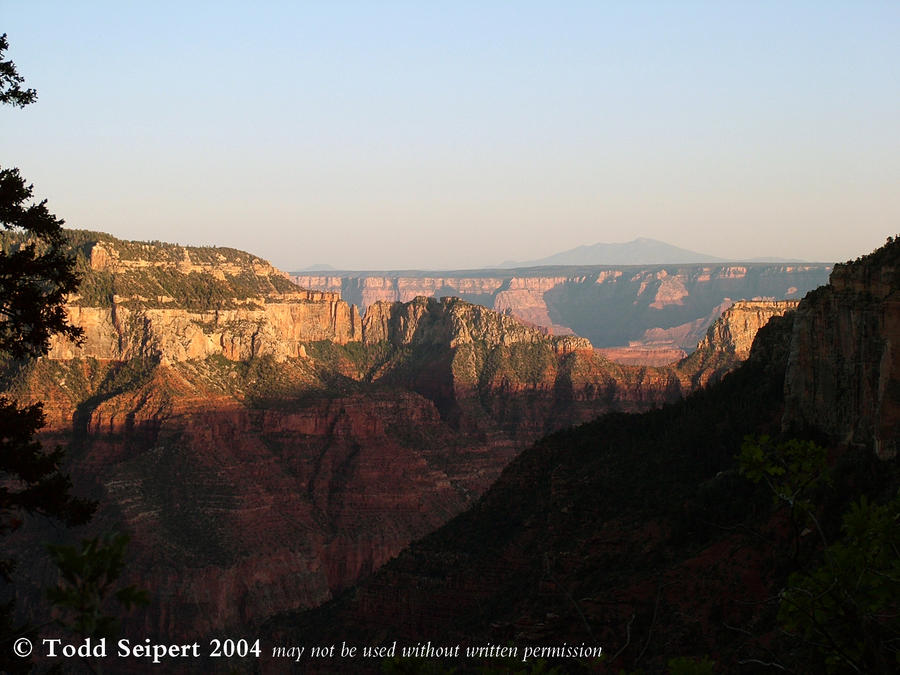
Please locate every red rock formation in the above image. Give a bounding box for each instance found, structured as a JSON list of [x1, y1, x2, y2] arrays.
[[14, 361, 519, 638], [697, 300, 800, 360], [597, 346, 687, 366], [670, 299, 799, 388]]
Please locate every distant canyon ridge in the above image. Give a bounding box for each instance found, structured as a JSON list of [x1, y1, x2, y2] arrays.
[[292, 263, 831, 361]]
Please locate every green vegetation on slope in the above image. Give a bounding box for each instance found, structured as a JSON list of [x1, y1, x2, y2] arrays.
[[1, 228, 303, 310]]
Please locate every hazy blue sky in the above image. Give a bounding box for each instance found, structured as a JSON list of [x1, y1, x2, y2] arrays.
[[2, 1, 898, 270]]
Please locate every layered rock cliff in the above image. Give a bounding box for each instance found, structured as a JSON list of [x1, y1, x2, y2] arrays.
[[361, 296, 589, 352], [40, 232, 364, 362], [293, 263, 830, 350], [356, 296, 694, 442], [697, 300, 800, 360], [784, 238, 900, 459], [668, 299, 799, 387], [47, 301, 361, 363]]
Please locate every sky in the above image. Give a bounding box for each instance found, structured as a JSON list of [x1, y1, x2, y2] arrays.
[[2, 1, 898, 270]]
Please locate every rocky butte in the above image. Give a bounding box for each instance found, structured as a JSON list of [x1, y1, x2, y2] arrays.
[[1, 230, 797, 641]]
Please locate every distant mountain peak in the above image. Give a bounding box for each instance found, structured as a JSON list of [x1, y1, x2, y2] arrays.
[[501, 237, 724, 267]]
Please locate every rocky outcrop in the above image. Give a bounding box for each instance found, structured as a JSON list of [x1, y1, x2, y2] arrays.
[[38, 232, 364, 362], [87, 240, 284, 280], [293, 264, 830, 350], [355, 296, 683, 443], [697, 300, 800, 360], [361, 296, 589, 353], [47, 300, 361, 363], [784, 239, 900, 458], [659, 299, 800, 389]]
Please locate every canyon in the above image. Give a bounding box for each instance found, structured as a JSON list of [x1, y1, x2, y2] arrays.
[[272, 237, 900, 672], [292, 263, 830, 361], [1, 231, 798, 641]]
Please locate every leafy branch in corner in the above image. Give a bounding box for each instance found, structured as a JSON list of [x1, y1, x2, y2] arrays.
[[739, 434, 831, 560], [739, 435, 900, 673], [777, 493, 900, 674]]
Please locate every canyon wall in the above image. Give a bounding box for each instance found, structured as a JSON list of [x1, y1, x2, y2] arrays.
[[22, 369, 518, 637], [361, 296, 590, 352], [41, 233, 364, 362], [784, 243, 900, 459], [293, 263, 830, 349], [47, 301, 361, 363]]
